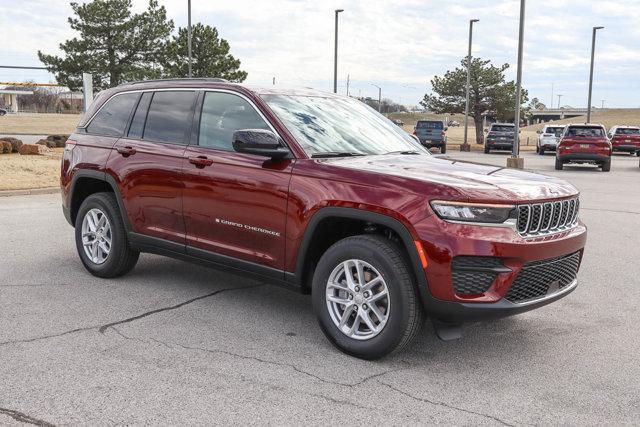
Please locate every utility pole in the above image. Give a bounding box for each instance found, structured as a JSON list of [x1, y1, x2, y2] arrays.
[[587, 26, 604, 122], [462, 19, 479, 151], [346, 74, 350, 96], [371, 84, 381, 112], [550, 83, 554, 109], [333, 9, 344, 93], [601, 99, 605, 109], [508, 0, 526, 169], [187, 0, 192, 78], [272, 77, 275, 86], [557, 94, 563, 109]]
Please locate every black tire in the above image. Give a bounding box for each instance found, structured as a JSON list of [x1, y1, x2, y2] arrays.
[[535, 145, 539, 154], [75, 192, 139, 278], [440, 145, 446, 154], [312, 234, 424, 360], [539, 147, 545, 156], [555, 158, 563, 170], [635, 151, 640, 157], [484, 145, 490, 154], [601, 158, 611, 172]]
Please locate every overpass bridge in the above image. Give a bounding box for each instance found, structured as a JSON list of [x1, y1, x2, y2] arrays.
[[529, 108, 592, 123]]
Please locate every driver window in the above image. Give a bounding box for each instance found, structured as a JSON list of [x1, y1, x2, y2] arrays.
[[199, 92, 270, 150]]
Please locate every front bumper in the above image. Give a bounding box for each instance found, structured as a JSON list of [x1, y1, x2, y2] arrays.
[[412, 216, 587, 322]]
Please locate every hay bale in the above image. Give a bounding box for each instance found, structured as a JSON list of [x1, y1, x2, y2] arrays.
[[0, 141, 11, 154], [19, 144, 51, 155], [36, 138, 57, 149], [0, 137, 23, 153], [47, 134, 70, 148]]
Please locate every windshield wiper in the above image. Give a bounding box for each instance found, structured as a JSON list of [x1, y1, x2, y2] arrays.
[[311, 151, 366, 158], [384, 150, 421, 155]]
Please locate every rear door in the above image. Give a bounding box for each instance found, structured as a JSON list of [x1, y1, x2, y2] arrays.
[[107, 90, 197, 244], [181, 90, 293, 271]]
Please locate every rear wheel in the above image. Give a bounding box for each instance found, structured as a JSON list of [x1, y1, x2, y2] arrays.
[[440, 145, 446, 154], [312, 235, 424, 360], [75, 192, 139, 278], [555, 158, 564, 170], [601, 158, 611, 172], [539, 147, 545, 156], [484, 145, 490, 154], [535, 145, 540, 154]]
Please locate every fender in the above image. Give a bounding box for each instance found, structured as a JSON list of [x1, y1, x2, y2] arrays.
[[289, 206, 429, 292], [68, 170, 131, 231]]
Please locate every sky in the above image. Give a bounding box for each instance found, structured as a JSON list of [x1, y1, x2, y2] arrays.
[[1, 0, 639, 108]]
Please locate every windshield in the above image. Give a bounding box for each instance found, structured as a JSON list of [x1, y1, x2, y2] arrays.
[[261, 94, 426, 156], [545, 127, 564, 136], [566, 126, 605, 137], [491, 125, 515, 132], [416, 121, 443, 129], [615, 128, 640, 135]]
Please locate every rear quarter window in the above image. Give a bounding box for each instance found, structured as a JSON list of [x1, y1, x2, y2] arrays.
[[86, 93, 139, 137]]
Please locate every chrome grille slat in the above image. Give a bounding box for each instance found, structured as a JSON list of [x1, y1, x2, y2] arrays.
[[515, 197, 580, 237]]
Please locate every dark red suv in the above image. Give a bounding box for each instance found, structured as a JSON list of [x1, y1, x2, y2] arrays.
[[556, 124, 612, 171], [61, 79, 587, 359]]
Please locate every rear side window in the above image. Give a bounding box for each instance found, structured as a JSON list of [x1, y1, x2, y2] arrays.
[[127, 92, 152, 139], [416, 121, 443, 129], [86, 93, 139, 136], [198, 92, 270, 151], [566, 126, 605, 137], [143, 91, 196, 144]]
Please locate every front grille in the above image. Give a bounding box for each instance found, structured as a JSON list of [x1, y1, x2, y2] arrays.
[[505, 251, 581, 303], [451, 257, 506, 296], [516, 198, 579, 237]]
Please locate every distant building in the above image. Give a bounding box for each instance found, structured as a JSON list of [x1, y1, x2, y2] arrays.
[[0, 89, 34, 112]]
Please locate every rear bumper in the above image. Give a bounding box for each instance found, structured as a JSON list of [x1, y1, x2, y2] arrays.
[[612, 145, 639, 152], [486, 141, 514, 149], [420, 139, 445, 147], [412, 216, 587, 322], [558, 153, 609, 163]]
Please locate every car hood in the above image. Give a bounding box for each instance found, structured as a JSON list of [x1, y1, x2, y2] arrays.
[[323, 154, 578, 202]]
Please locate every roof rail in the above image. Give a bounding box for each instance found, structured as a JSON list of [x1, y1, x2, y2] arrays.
[[119, 77, 229, 86]]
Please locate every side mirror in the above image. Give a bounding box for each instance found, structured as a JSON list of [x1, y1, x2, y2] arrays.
[[232, 129, 289, 159]]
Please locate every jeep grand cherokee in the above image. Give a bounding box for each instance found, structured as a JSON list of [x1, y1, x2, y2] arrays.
[[61, 79, 587, 359]]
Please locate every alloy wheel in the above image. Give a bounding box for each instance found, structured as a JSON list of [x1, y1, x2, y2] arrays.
[[81, 208, 112, 264]]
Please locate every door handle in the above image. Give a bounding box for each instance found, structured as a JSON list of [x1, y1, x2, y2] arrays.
[[117, 146, 136, 157], [188, 155, 214, 168]]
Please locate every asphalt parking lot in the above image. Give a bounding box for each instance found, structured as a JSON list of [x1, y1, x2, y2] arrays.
[[1, 151, 639, 425]]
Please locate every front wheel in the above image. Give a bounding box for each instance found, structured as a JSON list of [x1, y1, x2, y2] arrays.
[[484, 145, 490, 154], [75, 192, 139, 278], [312, 235, 424, 360], [539, 147, 545, 156]]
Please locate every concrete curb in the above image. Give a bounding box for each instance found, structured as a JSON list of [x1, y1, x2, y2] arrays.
[[0, 187, 59, 197]]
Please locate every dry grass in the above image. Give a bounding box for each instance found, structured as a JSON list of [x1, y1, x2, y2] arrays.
[[0, 113, 80, 135], [0, 149, 62, 191]]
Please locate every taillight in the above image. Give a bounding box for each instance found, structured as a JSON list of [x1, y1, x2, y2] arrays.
[[412, 130, 416, 135], [441, 131, 445, 138], [64, 139, 77, 152]]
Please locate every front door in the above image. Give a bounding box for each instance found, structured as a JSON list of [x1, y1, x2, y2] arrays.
[[182, 91, 293, 271]]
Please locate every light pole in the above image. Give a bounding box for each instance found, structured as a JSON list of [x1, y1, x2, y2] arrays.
[[509, 0, 526, 168], [462, 19, 479, 151], [587, 26, 604, 123], [601, 99, 605, 109], [550, 83, 554, 109], [557, 94, 563, 109], [187, 0, 192, 78], [333, 9, 344, 93], [371, 83, 381, 113]]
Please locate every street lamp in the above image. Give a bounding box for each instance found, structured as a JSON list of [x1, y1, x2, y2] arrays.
[[557, 94, 563, 109], [509, 0, 526, 168], [333, 9, 344, 93], [187, 0, 192, 78], [462, 18, 479, 152], [371, 83, 382, 113], [587, 26, 604, 122]]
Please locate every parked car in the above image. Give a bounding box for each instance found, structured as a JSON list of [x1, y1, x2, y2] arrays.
[[556, 124, 611, 171], [413, 120, 447, 153], [536, 125, 565, 155], [392, 119, 404, 127], [484, 123, 516, 153], [447, 120, 460, 127], [61, 79, 587, 359], [0, 108, 7, 116], [607, 125, 640, 156]]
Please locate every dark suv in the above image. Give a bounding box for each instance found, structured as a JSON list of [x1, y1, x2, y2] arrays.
[[484, 123, 516, 153], [413, 120, 447, 153], [61, 79, 587, 359]]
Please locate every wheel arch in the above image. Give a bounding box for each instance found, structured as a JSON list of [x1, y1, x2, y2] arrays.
[[291, 207, 428, 293], [69, 170, 130, 230]]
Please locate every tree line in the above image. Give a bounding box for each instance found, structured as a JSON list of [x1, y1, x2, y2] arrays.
[[38, 0, 247, 91]]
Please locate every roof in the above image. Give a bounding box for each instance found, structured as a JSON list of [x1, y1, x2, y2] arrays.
[[0, 89, 34, 95], [565, 123, 605, 127]]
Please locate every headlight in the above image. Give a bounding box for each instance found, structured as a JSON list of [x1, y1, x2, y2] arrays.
[[430, 201, 515, 224]]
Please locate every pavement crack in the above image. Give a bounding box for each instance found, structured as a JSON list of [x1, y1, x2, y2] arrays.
[[0, 407, 56, 426], [379, 381, 515, 426], [97, 284, 264, 333], [0, 285, 263, 347]]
